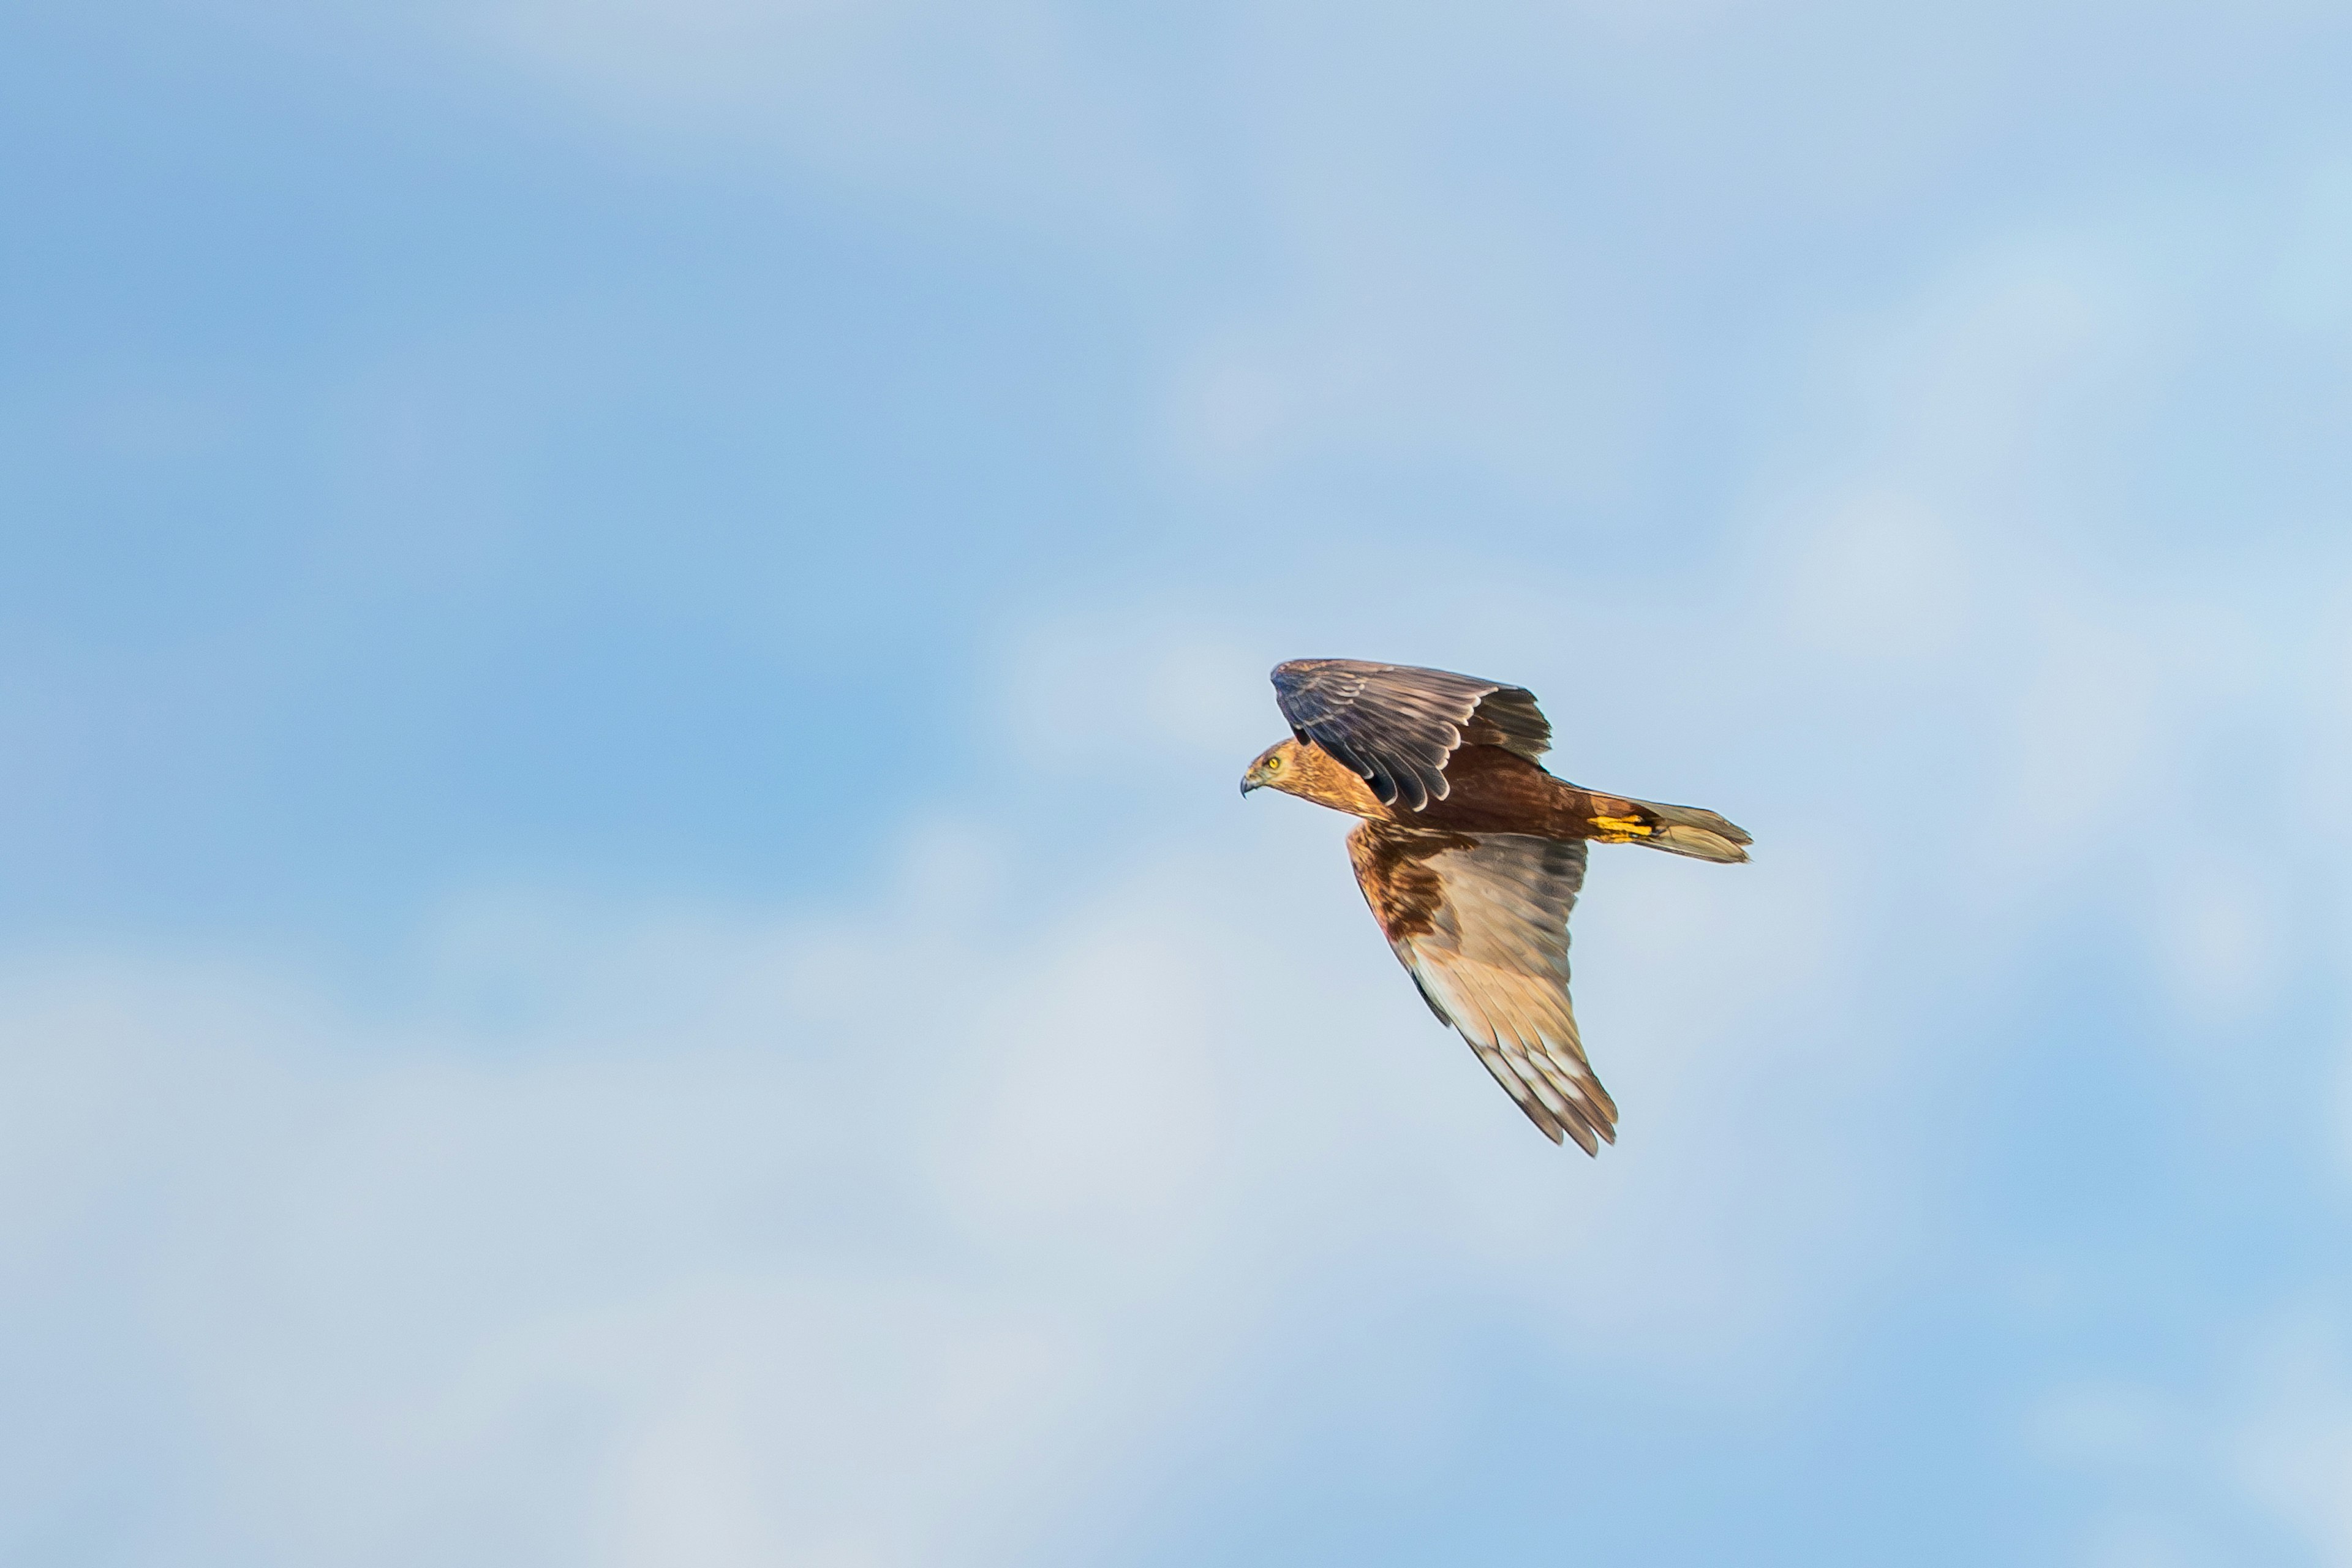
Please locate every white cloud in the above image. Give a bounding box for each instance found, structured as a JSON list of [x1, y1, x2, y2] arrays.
[[461, 0, 1181, 236], [1779, 489, 1975, 663], [2026, 1382, 2185, 1474], [0, 738, 1885, 1564], [2229, 1324, 2352, 1567], [2016, 1313, 2352, 1568], [994, 612, 1270, 772], [2147, 849, 2290, 1029]]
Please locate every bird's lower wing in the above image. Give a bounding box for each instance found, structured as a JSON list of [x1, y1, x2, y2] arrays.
[[1346, 824, 1615, 1153]]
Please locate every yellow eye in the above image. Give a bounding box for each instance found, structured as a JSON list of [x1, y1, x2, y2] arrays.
[[1264, 754, 1283, 772]]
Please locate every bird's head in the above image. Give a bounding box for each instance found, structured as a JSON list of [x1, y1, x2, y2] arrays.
[[1239, 738, 1305, 797], [1240, 737, 1389, 815]]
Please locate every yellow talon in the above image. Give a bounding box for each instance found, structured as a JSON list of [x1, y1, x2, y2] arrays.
[[1589, 814, 1654, 840]]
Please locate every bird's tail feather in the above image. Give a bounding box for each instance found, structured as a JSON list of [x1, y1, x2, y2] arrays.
[[1587, 796, 1752, 863]]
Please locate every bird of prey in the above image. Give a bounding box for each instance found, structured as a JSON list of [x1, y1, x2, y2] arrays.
[[1240, 658, 1750, 1155]]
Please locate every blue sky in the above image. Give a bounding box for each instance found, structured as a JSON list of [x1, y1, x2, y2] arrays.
[[9, 2, 2352, 1564]]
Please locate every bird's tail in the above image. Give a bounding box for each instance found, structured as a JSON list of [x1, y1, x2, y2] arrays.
[[1584, 794, 1752, 863]]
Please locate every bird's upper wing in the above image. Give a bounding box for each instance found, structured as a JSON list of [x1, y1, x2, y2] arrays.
[[1346, 822, 1613, 1153], [1271, 659, 1551, 812]]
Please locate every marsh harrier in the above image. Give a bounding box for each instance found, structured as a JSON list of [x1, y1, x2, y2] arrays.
[[1241, 658, 1749, 1155]]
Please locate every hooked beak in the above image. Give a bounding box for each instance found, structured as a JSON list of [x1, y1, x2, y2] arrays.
[[1239, 775, 1261, 796]]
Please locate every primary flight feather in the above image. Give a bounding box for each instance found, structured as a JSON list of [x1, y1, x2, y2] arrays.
[[1241, 658, 1751, 1155]]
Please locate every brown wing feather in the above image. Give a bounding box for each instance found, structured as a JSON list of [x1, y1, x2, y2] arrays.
[[1346, 821, 1613, 1153], [1272, 659, 1551, 812]]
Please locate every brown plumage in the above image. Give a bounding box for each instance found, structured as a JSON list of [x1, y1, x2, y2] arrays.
[[1242, 658, 1751, 1154]]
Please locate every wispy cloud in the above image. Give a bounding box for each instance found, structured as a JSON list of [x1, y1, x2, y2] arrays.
[[0, 760, 1866, 1563]]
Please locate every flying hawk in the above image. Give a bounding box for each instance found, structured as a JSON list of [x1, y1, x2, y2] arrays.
[[1240, 658, 1750, 1155]]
